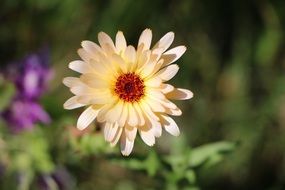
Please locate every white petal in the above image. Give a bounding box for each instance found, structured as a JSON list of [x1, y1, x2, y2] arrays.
[[161, 46, 187, 67], [145, 97, 165, 112], [155, 64, 179, 81], [153, 122, 162, 137], [63, 96, 85, 110], [139, 129, 155, 146], [144, 77, 162, 87], [160, 114, 180, 136], [118, 103, 128, 127], [120, 132, 134, 156], [77, 48, 92, 63], [125, 125, 137, 141], [124, 45, 137, 72], [81, 40, 103, 57], [115, 31, 127, 53], [138, 29, 152, 51], [127, 104, 139, 126], [140, 101, 160, 121], [110, 127, 123, 147], [133, 103, 145, 126], [153, 32, 174, 53], [98, 32, 116, 52], [105, 101, 124, 123], [96, 100, 117, 122], [70, 85, 94, 96], [104, 123, 119, 142], [77, 106, 99, 130], [167, 88, 193, 100], [69, 60, 91, 74], [80, 74, 109, 89], [165, 107, 182, 116], [62, 77, 81, 88], [158, 83, 174, 94]]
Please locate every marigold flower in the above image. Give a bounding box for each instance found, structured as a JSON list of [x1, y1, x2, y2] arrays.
[[63, 29, 193, 156]]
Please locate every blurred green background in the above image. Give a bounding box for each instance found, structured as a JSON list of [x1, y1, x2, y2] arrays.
[[1, 0, 285, 189]]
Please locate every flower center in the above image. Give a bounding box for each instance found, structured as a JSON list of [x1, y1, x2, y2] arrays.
[[114, 73, 145, 102]]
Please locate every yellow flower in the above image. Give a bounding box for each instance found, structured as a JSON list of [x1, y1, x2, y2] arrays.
[[63, 29, 193, 156]]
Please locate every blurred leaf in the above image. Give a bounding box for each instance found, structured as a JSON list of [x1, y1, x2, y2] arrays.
[[185, 169, 196, 184], [0, 81, 15, 111], [189, 141, 236, 168]]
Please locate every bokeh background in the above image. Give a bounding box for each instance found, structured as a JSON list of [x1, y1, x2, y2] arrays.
[[1, 0, 285, 189]]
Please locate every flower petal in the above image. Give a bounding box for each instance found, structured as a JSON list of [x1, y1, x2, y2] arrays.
[[69, 60, 91, 74], [120, 132, 134, 156], [104, 122, 119, 142], [62, 77, 82, 88], [125, 125, 137, 141], [77, 106, 99, 130], [63, 96, 85, 110], [81, 40, 103, 57], [127, 104, 139, 126], [167, 88, 194, 100], [98, 32, 115, 53], [139, 129, 155, 146], [110, 127, 123, 147], [161, 46, 186, 67], [105, 101, 124, 123], [115, 31, 127, 53], [155, 64, 179, 81], [138, 29, 152, 51], [153, 32, 174, 53], [160, 114, 180, 136]]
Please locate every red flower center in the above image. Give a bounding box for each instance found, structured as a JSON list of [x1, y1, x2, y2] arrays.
[[114, 73, 145, 102]]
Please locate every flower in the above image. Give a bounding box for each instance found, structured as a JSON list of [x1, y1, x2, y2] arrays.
[[1, 98, 51, 132], [63, 29, 193, 156], [4, 47, 52, 100], [1, 48, 52, 131]]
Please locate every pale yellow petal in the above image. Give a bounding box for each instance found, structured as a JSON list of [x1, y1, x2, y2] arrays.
[[125, 125, 137, 141], [62, 77, 82, 88], [77, 106, 99, 130], [77, 48, 92, 63], [110, 126, 123, 147], [166, 88, 194, 100], [118, 103, 128, 127], [160, 114, 180, 136], [120, 132, 134, 156], [81, 40, 103, 57], [127, 104, 139, 127], [139, 129, 155, 146], [144, 77, 162, 87], [155, 64, 179, 81], [69, 60, 92, 74], [105, 101, 124, 123], [115, 31, 127, 53], [161, 46, 187, 67], [103, 122, 119, 142], [138, 28, 152, 51], [98, 32, 116, 53], [157, 83, 174, 94], [153, 32, 174, 53], [63, 96, 85, 110], [80, 74, 109, 89], [133, 102, 145, 126]]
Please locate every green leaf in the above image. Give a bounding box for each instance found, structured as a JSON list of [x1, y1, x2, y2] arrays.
[[189, 141, 236, 168]]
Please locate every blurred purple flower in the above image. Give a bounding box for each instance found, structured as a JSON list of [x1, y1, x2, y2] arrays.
[[1, 47, 52, 131], [1, 98, 51, 132], [14, 48, 52, 100]]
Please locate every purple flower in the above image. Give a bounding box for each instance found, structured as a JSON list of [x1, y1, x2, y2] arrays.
[[5, 47, 52, 100], [1, 98, 51, 132]]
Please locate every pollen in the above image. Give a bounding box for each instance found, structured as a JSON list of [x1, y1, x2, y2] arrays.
[[114, 73, 145, 102]]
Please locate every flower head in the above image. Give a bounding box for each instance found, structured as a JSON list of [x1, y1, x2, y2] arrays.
[[1, 98, 51, 132], [6, 47, 52, 100], [63, 29, 193, 156]]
